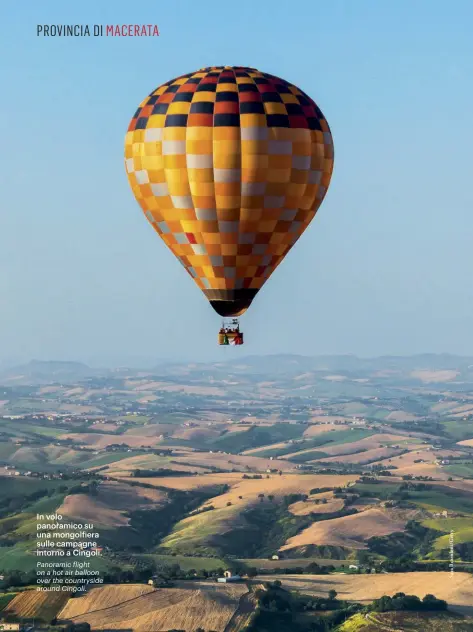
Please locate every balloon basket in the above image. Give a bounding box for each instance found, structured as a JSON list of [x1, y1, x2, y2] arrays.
[[218, 318, 244, 346]]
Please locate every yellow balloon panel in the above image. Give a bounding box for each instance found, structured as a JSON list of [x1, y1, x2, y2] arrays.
[[125, 66, 334, 316]]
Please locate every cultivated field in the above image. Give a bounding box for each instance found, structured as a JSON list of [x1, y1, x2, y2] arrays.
[[411, 370, 459, 383], [59, 584, 155, 619], [5, 589, 72, 621], [199, 474, 359, 510], [57, 480, 168, 527], [159, 475, 359, 555], [59, 582, 247, 631], [288, 492, 344, 516], [280, 507, 413, 552], [261, 572, 473, 614], [172, 450, 296, 473], [339, 611, 473, 631], [317, 446, 401, 465], [97, 453, 211, 475]]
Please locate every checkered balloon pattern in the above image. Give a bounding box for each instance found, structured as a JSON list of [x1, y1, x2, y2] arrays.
[[125, 66, 334, 317]]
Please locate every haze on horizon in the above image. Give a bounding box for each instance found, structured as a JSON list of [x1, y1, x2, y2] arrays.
[[1, 0, 472, 366]]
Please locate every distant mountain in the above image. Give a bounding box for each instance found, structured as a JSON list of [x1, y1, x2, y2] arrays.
[[0, 360, 106, 384], [1, 353, 473, 386], [219, 353, 473, 374]]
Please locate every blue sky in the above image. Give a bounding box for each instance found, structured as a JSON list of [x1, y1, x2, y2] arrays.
[[1, 0, 472, 365]]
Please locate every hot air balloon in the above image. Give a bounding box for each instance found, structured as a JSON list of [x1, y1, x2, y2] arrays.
[[125, 66, 334, 345]]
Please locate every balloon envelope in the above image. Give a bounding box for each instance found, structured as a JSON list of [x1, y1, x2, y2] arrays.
[[125, 66, 334, 317]]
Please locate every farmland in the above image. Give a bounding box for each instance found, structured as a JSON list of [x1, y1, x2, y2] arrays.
[[258, 572, 473, 613], [338, 611, 473, 631], [0, 354, 473, 629], [4, 589, 72, 622], [280, 507, 415, 552], [58, 582, 247, 631]]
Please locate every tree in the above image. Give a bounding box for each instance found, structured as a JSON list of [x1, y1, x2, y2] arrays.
[[247, 567, 258, 578], [328, 589, 337, 601], [268, 494, 274, 502]]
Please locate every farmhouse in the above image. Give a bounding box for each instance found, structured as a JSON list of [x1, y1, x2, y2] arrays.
[[217, 571, 242, 583]]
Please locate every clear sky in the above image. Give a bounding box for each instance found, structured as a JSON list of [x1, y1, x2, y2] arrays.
[[1, 0, 472, 366]]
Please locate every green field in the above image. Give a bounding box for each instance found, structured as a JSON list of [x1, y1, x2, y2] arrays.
[[287, 450, 331, 463], [0, 592, 18, 611], [0, 543, 37, 572], [352, 481, 401, 499], [423, 517, 473, 532], [0, 442, 15, 460], [237, 557, 347, 569], [434, 528, 473, 550], [337, 403, 371, 415], [371, 409, 393, 420], [421, 516, 473, 552], [0, 541, 112, 573], [210, 423, 308, 453], [338, 611, 473, 631], [115, 415, 150, 424], [159, 505, 234, 556], [441, 420, 473, 441], [254, 428, 373, 460], [409, 489, 473, 514], [140, 554, 226, 571], [0, 419, 64, 438], [445, 463, 473, 478], [79, 451, 141, 469], [0, 476, 68, 501]]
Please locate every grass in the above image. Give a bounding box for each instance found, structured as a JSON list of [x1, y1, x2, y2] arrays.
[[352, 482, 401, 499], [0, 592, 18, 611], [140, 554, 226, 571], [434, 528, 473, 550], [423, 517, 473, 532], [420, 516, 473, 553], [445, 463, 473, 478], [210, 423, 308, 453], [336, 613, 368, 631], [80, 451, 141, 468], [287, 450, 331, 463], [255, 429, 374, 460], [0, 420, 64, 438], [115, 415, 150, 424], [237, 557, 347, 569], [0, 477, 65, 501], [160, 506, 234, 556], [0, 442, 16, 460], [249, 445, 295, 458], [0, 544, 37, 572], [371, 409, 392, 420], [441, 420, 473, 441], [339, 611, 473, 631], [0, 541, 111, 573], [409, 489, 473, 514]]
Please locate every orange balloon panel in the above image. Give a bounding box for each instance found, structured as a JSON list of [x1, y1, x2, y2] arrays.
[[125, 66, 334, 317]]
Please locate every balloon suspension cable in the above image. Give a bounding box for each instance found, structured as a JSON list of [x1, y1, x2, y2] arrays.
[[218, 318, 244, 346]]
